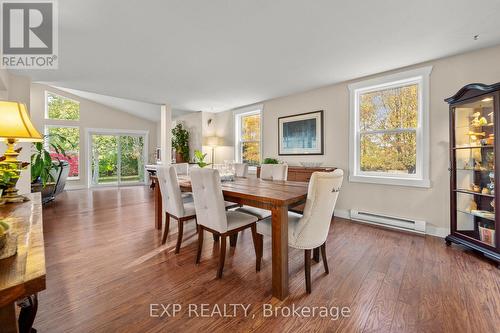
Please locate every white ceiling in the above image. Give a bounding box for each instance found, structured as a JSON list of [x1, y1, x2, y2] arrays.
[[15, 0, 500, 114], [55, 86, 162, 121]]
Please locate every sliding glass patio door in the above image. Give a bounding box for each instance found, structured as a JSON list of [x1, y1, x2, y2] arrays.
[[90, 132, 146, 186]]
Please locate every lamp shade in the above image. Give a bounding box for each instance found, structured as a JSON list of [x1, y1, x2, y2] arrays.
[[205, 136, 220, 147], [0, 101, 42, 142]]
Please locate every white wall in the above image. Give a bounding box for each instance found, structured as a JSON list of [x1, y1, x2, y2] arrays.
[[30, 84, 158, 188], [256, 45, 500, 236], [213, 110, 235, 164], [211, 45, 500, 236]]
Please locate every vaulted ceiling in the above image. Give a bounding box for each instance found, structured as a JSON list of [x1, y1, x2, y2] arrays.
[[15, 0, 500, 114]]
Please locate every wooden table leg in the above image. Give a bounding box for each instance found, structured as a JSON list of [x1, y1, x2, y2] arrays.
[[154, 179, 162, 230], [271, 204, 289, 300], [0, 303, 18, 333]]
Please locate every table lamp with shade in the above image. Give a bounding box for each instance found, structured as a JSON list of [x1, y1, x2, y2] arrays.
[[205, 136, 220, 167], [0, 101, 43, 202]]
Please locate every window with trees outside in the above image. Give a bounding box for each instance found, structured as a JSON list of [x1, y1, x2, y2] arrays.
[[348, 67, 432, 187], [45, 92, 81, 178], [235, 107, 262, 167], [46, 92, 80, 120], [45, 126, 80, 178]]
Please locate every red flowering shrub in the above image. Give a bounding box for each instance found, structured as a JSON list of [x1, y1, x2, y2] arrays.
[[50, 153, 79, 177]]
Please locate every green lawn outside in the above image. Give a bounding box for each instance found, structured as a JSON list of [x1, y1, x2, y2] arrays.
[[97, 175, 142, 183]]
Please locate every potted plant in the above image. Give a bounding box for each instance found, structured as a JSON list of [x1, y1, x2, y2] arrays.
[[172, 123, 190, 163], [262, 157, 279, 164], [193, 150, 209, 168], [31, 134, 74, 200]]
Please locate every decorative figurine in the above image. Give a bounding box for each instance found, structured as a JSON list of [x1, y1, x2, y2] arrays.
[[482, 187, 490, 194], [471, 183, 481, 193], [470, 112, 481, 127], [487, 134, 495, 145]]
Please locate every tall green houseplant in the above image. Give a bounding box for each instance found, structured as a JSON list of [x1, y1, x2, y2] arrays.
[[31, 134, 74, 187], [171, 123, 190, 162]]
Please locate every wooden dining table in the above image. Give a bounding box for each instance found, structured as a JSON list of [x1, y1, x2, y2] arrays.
[[151, 175, 309, 300]]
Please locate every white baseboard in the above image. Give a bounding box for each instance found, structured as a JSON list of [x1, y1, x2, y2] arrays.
[[64, 184, 87, 191], [334, 209, 350, 219], [425, 225, 450, 238], [333, 208, 448, 238]]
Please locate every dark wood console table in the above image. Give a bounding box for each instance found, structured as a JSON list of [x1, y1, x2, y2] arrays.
[[0, 193, 46, 333], [256, 165, 336, 182]]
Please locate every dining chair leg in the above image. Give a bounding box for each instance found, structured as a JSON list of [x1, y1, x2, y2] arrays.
[[313, 247, 320, 263], [196, 225, 203, 264], [249, 224, 260, 271], [161, 213, 170, 245], [213, 234, 220, 242], [305, 249, 312, 294], [321, 242, 329, 274], [175, 219, 184, 254], [229, 234, 238, 247], [255, 233, 263, 272], [217, 235, 227, 278]]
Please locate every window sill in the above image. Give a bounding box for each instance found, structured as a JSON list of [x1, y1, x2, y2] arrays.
[[349, 174, 430, 188]]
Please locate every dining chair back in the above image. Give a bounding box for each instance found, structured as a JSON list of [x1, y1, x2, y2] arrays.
[[234, 163, 248, 178], [260, 164, 288, 181], [157, 165, 185, 218], [291, 169, 344, 249], [190, 168, 228, 233], [173, 163, 189, 175]]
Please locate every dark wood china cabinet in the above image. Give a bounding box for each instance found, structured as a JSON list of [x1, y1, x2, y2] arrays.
[[445, 83, 500, 264]]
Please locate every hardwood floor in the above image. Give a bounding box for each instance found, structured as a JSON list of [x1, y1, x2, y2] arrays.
[[35, 186, 499, 333]]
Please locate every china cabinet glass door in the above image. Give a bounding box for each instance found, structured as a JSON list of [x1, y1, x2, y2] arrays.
[[453, 95, 496, 248]]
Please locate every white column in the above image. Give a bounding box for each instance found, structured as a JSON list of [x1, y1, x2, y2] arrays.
[[160, 104, 172, 164]]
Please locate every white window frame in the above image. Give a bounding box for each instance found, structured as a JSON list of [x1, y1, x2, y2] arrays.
[[45, 90, 80, 121], [348, 66, 432, 188], [44, 124, 81, 180], [234, 104, 263, 171]]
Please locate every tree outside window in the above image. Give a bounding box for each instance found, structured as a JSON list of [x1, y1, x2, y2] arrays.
[[349, 66, 431, 187], [241, 113, 260, 166]]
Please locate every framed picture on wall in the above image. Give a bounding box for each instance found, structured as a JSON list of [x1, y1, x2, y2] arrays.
[[278, 110, 324, 155]]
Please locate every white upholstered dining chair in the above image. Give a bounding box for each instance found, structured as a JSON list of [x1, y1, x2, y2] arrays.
[[260, 163, 288, 181], [172, 163, 189, 175], [156, 165, 197, 253], [233, 163, 248, 178], [190, 168, 260, 278], [256, 169, 343, 293], [236, 163, 288, 220]]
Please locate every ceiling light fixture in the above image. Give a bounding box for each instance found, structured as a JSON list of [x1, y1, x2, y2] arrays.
[[482, 97, 493, 102]]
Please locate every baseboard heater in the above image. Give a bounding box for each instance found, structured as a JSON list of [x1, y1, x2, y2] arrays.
[[349, 209, 426, 234]]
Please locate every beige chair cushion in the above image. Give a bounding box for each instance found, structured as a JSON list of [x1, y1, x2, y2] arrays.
[[236, 206, 271, 219], [224, 201, 239, 209], [256, 212, 302, 240], [226, 211, 258, 230]]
